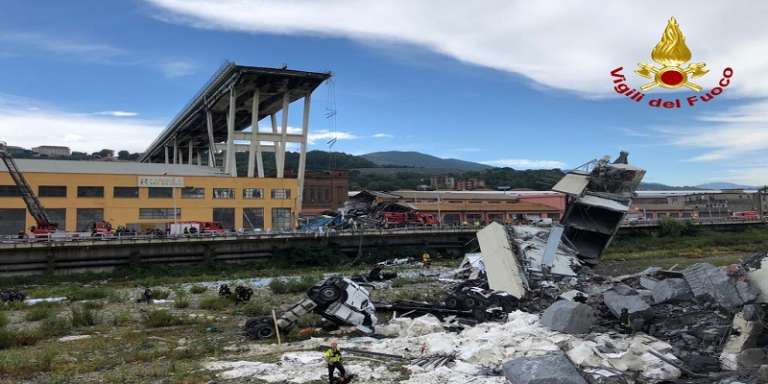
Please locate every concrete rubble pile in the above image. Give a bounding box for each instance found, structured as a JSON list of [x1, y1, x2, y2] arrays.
[[219, 153, 767, 383], [434, 153, 768, 382]]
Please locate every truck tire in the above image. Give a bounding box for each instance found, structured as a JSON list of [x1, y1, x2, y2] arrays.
[[445, 296, 459, 309], [319, 285, 341, 302], [245, 317, 275, 339]]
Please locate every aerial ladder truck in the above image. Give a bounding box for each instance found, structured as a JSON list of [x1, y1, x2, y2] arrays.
[[0, 141, 58, 237]]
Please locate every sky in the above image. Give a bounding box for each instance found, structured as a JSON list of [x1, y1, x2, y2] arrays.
[[0, 1, 767, 186]]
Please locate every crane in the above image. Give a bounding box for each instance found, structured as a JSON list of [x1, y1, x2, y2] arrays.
[[0, 141, 58, 235]]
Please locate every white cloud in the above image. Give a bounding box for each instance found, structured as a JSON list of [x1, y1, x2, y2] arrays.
[[0, 95, 162, 153], [156, 60, 199, 78], [372, 133, 393, 138], [145, 1, 767, 98], [0, 32, 124, 58], [93, 111, 139, 117], [481, 159, 565, 169], [308, 130, 357, 145]]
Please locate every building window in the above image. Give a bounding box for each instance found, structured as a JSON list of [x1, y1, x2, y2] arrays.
[[548, 213, 561, 221], [442, 213, 461, 225], [213, 208, 235, 229], [272, 208, 292, 231], [243, 208, 264, 230], [181, 187, 205, 199], [0, 185, 20, 197], [148, 187, 173, 199], [76, 208, 104, 231], [0, 208, 25, 234], [39, 186, 67, 197], [139, 208, 180, 220], [77, 186, 104, 198], [243, 188, 263, 199], [113, 186, 139, 198], [45, 208, 66, 228], [213, 188, 235, 199], [271, 188, 291, 200]]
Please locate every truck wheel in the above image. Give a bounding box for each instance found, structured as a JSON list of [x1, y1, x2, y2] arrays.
[[245, 318, 275, 339], [463, 297, 477, 309], [445, 296, 459, 308], [319, 286, 341, 302]]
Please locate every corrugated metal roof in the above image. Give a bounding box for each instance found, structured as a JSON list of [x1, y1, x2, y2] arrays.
[[393, 190, 562, 200], [0, 159, 228, 177]]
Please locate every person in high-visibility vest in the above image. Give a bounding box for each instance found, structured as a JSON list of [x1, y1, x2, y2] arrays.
[[324, 341, 346, 383], [421, 252, 431, 268]]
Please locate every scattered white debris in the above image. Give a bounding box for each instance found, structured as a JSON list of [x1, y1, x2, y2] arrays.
[[25, 297, 66, 305], [58, 335, 92, 342], [207, 312, 683, 383]]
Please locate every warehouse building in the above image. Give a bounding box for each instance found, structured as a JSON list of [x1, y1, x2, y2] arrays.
[[0, 160, 297, 235], [0, 63, 330, 235]]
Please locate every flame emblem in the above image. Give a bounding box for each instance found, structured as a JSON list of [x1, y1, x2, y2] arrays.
[[635, 17, 708, 91]]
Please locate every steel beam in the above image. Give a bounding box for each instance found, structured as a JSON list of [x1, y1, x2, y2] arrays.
[[164, 146, 169, 165], [188, 142, 194, 165]]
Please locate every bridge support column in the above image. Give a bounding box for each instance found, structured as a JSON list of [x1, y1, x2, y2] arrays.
[[225, 86, 237, 176], [277, 92, 289, 178], [297, 92, 311, 211], [248, 89, 262, 177]]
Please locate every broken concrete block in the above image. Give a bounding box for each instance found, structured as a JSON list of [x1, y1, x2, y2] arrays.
[[743, 303, 764, 321], [502, 351, 588, 384], [682, 263, 744, 309], [736, 281, 759, 304], [640, 276, 659, 290], [603, 288, 652, 328], [652, 278, 693, 304], [720, 312, 764, 370], [737, 348, 767, 370], [540, 300, 594, 334], [757, 365, 768, 382]]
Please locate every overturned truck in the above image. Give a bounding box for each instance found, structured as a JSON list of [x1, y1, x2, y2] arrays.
[[245, 277, 377, 339]]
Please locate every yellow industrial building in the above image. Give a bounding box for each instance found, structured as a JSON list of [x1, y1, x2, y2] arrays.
[[0, 159, 298, 235]]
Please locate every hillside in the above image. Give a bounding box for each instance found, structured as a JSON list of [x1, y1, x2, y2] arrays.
[[362, 151, 492, 171], [695, 182, 758, 190]]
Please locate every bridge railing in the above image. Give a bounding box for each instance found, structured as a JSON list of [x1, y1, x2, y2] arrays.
[[0, 225, 480, 248], [621, 216, 765, 227]]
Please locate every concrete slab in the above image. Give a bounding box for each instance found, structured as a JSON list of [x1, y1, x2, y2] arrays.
[[477, 222, 527, 299], [502, 351, 588, 384]]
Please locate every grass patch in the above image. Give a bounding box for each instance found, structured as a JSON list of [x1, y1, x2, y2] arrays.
[[268, 275, 320, 294], [24, 303, 58, 322], [110, 310, 132, 327], [142, 309, 187, 328], [0, 311, 8, 328], [71, 304, 101, 327], [198, 296, 230, 311], [152, 289, 171, 300], [174, 290, 190, 309], [40, 315, 72, 337], [189, 285, 207, 294], [606, 227, 768, 262]]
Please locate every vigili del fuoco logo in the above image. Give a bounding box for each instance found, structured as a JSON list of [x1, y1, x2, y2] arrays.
[[610, 17, 733, 108]]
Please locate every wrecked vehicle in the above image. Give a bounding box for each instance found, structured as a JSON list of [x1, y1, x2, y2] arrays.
[[245, 277, 377, 339]]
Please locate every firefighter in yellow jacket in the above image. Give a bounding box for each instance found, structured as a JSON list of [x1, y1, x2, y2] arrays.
[[324, 341, 346, 383]]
